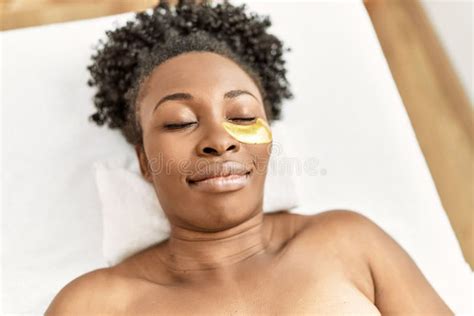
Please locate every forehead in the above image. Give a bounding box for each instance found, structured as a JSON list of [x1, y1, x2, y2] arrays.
[[143, 51, 260, 99]]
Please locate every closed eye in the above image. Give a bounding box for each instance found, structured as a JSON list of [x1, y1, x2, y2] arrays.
[[163, 122, 197, 130], [229, 117, 257, 123], [163, 117, 256, 130]]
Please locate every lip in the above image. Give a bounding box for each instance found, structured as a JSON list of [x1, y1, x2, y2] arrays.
[[187, 161, 251, 182], [188, 171, 252, 193], [187, 161, 252, 193]]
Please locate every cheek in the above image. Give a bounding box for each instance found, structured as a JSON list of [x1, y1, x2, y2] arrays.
[[146, 142, 194, 214], [239, 143, 271, 198], [144, 136, 194, 184], [249, 143, 272, 176]]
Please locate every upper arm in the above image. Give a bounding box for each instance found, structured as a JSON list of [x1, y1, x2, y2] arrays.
[[342, 210, 454, 315], [45, 268, 113, 315]]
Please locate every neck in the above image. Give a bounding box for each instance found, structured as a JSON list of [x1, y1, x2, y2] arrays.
[[158, 211, 274, 278]]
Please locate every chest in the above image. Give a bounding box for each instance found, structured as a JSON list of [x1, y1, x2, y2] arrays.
[[118, 213, 380, 314], [126, 262, 381, 315]]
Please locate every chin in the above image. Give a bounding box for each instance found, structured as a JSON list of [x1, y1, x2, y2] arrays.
[[190, 198, 262, 230]]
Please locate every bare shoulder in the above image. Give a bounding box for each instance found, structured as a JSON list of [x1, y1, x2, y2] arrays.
[[302, 209, 453, 314], [297, 210, 377, 297], [297, 209, 378, 242], [45, 267, 132, 315], [305, 209, 373, 227], [268, 209, 374, 244], [299, 209, 401, 251]]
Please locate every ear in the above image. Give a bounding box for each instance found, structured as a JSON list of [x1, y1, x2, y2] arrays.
[[135, 144, 153, 183]]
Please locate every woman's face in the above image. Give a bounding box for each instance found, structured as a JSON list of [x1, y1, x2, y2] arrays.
[[136, 51, 272, 232]]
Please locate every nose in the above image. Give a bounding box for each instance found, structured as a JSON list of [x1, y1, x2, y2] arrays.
[[196, 121, 241, 157]]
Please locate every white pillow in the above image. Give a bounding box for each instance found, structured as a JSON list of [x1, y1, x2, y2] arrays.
[[94, 122, 299, 266]]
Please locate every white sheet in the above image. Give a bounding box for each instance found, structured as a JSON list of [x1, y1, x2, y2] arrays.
[[1, 0, 472, 314]]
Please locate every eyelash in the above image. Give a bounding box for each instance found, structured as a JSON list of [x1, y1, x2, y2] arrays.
[[163, 117, 256, 130], [163, 122, 197, 130], [231, 117, 256, 122]]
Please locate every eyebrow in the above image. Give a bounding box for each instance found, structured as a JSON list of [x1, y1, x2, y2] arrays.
[[152, 89, 258, 113]]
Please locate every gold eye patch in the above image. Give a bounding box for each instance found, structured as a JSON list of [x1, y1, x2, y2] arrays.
[[221, 118, 272, 144]]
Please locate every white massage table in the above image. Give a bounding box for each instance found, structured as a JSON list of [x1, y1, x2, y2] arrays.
[[1, 0, 472, 314]]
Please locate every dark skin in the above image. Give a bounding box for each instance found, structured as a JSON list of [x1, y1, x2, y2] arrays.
[[46, 52, 454, 315]]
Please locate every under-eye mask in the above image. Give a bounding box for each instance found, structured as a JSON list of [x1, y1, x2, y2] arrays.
[[221, 118, 272, 144]]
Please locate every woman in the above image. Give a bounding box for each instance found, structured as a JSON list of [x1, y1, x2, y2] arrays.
[[46, 0, 453, 314]]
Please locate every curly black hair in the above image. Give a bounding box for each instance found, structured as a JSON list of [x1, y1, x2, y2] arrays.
[[87, 0, 293, 146]]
